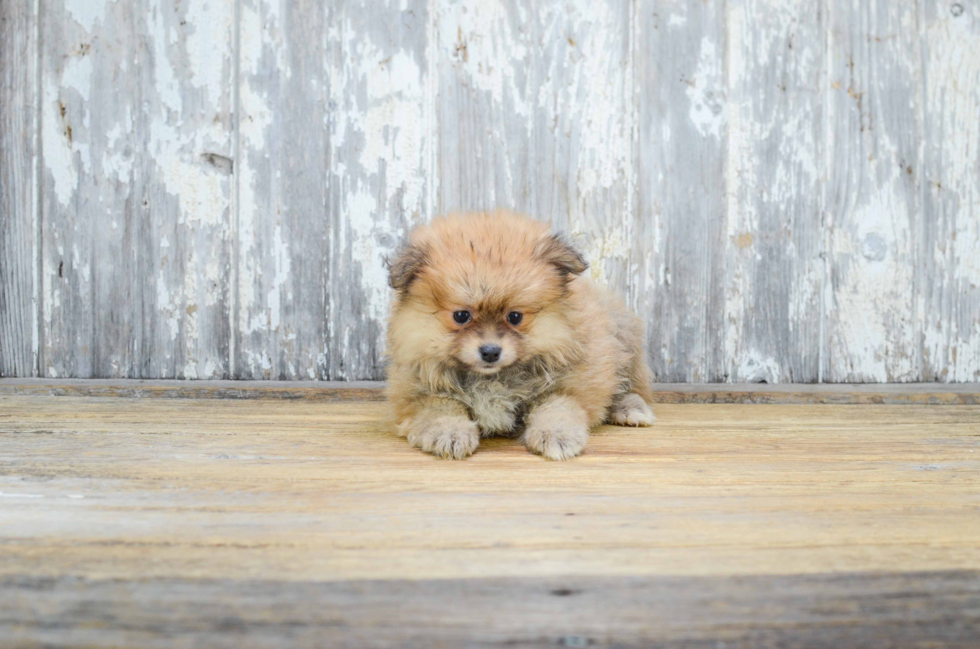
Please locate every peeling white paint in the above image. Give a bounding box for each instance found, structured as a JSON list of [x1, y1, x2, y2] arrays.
[[12, 0, 979, 383], [324, 5, 432, 377], [831, 191, 917, 381], [267, 224, 291, 332], [582, 222, 630, 286], [100, 122, 134, 181], [182, 0, 232, 105], [347, 191, 388, 325], [43, 52, 92, 208], [438, 0, 530, 117], [737, 350, 782, 384], [64, 0, 115, 32], [357, 50, 426, 215], [724, 0, 823, 383], [156, 274, 179, 341], [147, 0, 182, 114], [921, 4, 980, 381], [686, 37, 726, 139]]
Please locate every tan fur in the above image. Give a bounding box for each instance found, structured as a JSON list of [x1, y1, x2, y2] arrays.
[[385, 210, 655, 460]]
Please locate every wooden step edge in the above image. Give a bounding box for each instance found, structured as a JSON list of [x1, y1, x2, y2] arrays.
[[1, 379, 978, 404]]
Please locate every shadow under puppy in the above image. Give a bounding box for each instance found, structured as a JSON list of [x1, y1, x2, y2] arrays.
[[385, 210, 655, 460]]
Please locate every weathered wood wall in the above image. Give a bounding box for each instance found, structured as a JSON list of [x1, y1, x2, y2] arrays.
[[1, 0, 978, 382]]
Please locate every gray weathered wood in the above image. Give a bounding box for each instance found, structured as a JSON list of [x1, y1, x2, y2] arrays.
[[633, 1, 728, 382], [2, 378, 979, 404], [39, 0, 234, 379], [825, 0, 923, 382], [235, 0, 331, 379], [0, 0, 38, 377], [137, 0, 235, 379], [39, 0, 142, 378], [4, 572, 978, 648], [724, 0, 824, 383], [325, 0, 432, 380], [437, 0, 633, 293], [2, 1, 979, 381], [920, 0, 980, 382]]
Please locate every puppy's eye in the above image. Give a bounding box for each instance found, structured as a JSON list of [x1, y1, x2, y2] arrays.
[[507, 311, 523, 326], [453, 310, 471, 324]]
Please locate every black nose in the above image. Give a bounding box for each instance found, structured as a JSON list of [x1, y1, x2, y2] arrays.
[[479, 344, 502, 363]]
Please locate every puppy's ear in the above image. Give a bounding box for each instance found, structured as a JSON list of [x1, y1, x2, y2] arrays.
[[386, 243, 429, 291], [538, 234, 588, 277]]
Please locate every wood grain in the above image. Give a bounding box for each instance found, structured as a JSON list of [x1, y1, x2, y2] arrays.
[[39, 0, 234, 379], [39, 0, 142, 378], [0, 0, 37, 377], [920, 0, 980, 382], [724, 0, 823, 383], [2, 379, 979, 404], [3, 1, 980, 381], [4, 572, 979, 648], [633, 1, 728, 382], [437, 0, 634, 294], [326, 0, 432, 380], [824, 0, 923, 382], [0, 396, 978, 645], [136, 0, 236, 380], [0, 378, 387, 401], [236, 0, 331, 380]]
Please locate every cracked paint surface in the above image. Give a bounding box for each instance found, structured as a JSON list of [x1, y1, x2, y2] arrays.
[[4, 0, 978, 382]]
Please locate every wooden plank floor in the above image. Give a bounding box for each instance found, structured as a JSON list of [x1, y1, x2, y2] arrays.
[[1, 394, 979, 647]]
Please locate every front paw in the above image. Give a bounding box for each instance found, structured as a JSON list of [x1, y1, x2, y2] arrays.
[[406, 416, 480, 460], [608, 393, 656, 427], [522, 397, 588, 460]]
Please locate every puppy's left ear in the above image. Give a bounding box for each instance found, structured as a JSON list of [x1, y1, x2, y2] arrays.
[[538, 234, 588, 277], [386, 243, 429, 291]]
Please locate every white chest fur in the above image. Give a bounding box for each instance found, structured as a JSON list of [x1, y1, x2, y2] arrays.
[[463, 380, 523, 436]]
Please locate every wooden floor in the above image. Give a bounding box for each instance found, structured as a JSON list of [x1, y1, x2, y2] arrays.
[[2, 391, 979, 647]]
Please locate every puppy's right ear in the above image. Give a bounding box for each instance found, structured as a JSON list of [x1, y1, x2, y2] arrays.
[[537, 234, 588, 277], [386, 243, 429, 291]]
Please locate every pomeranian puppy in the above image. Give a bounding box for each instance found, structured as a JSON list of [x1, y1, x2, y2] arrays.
[[385, 210, 655, 460]]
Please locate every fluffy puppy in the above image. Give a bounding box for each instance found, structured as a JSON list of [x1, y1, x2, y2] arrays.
[[385, 210, 655, 460]]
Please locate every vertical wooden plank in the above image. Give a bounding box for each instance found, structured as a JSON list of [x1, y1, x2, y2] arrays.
[[920, 0, 980, 382], [39, 0, 142, 377], [824, 0, 923, 382], [537, 1, 634, 293], [327, 0, 433, 379], [40, 0, 234, 378], [437, 0, 634, 294], [139, 0, 235, 379], [0, 0, 38, 377], [633, 2, 728, 382], [723, 0, 824, 383], [236, 0, 330, 379], [435, 0, 530, 214]]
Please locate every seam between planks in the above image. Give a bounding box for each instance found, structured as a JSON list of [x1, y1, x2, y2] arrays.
[[818, 0, 832, 384], [230, 0, 242, 380], [626, 0, 637, 312], [426, 0, 438, 218], [915, 0, 926, 380], [32, 0, 43, 378]]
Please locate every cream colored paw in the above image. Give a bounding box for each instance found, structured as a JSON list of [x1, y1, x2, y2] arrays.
[[406, 416, 480, 459], [522, 396, 589, 460], [607, 393, 656, 427]]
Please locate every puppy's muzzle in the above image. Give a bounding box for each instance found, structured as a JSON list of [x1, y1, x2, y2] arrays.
[[479, 344, 502, 364]]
